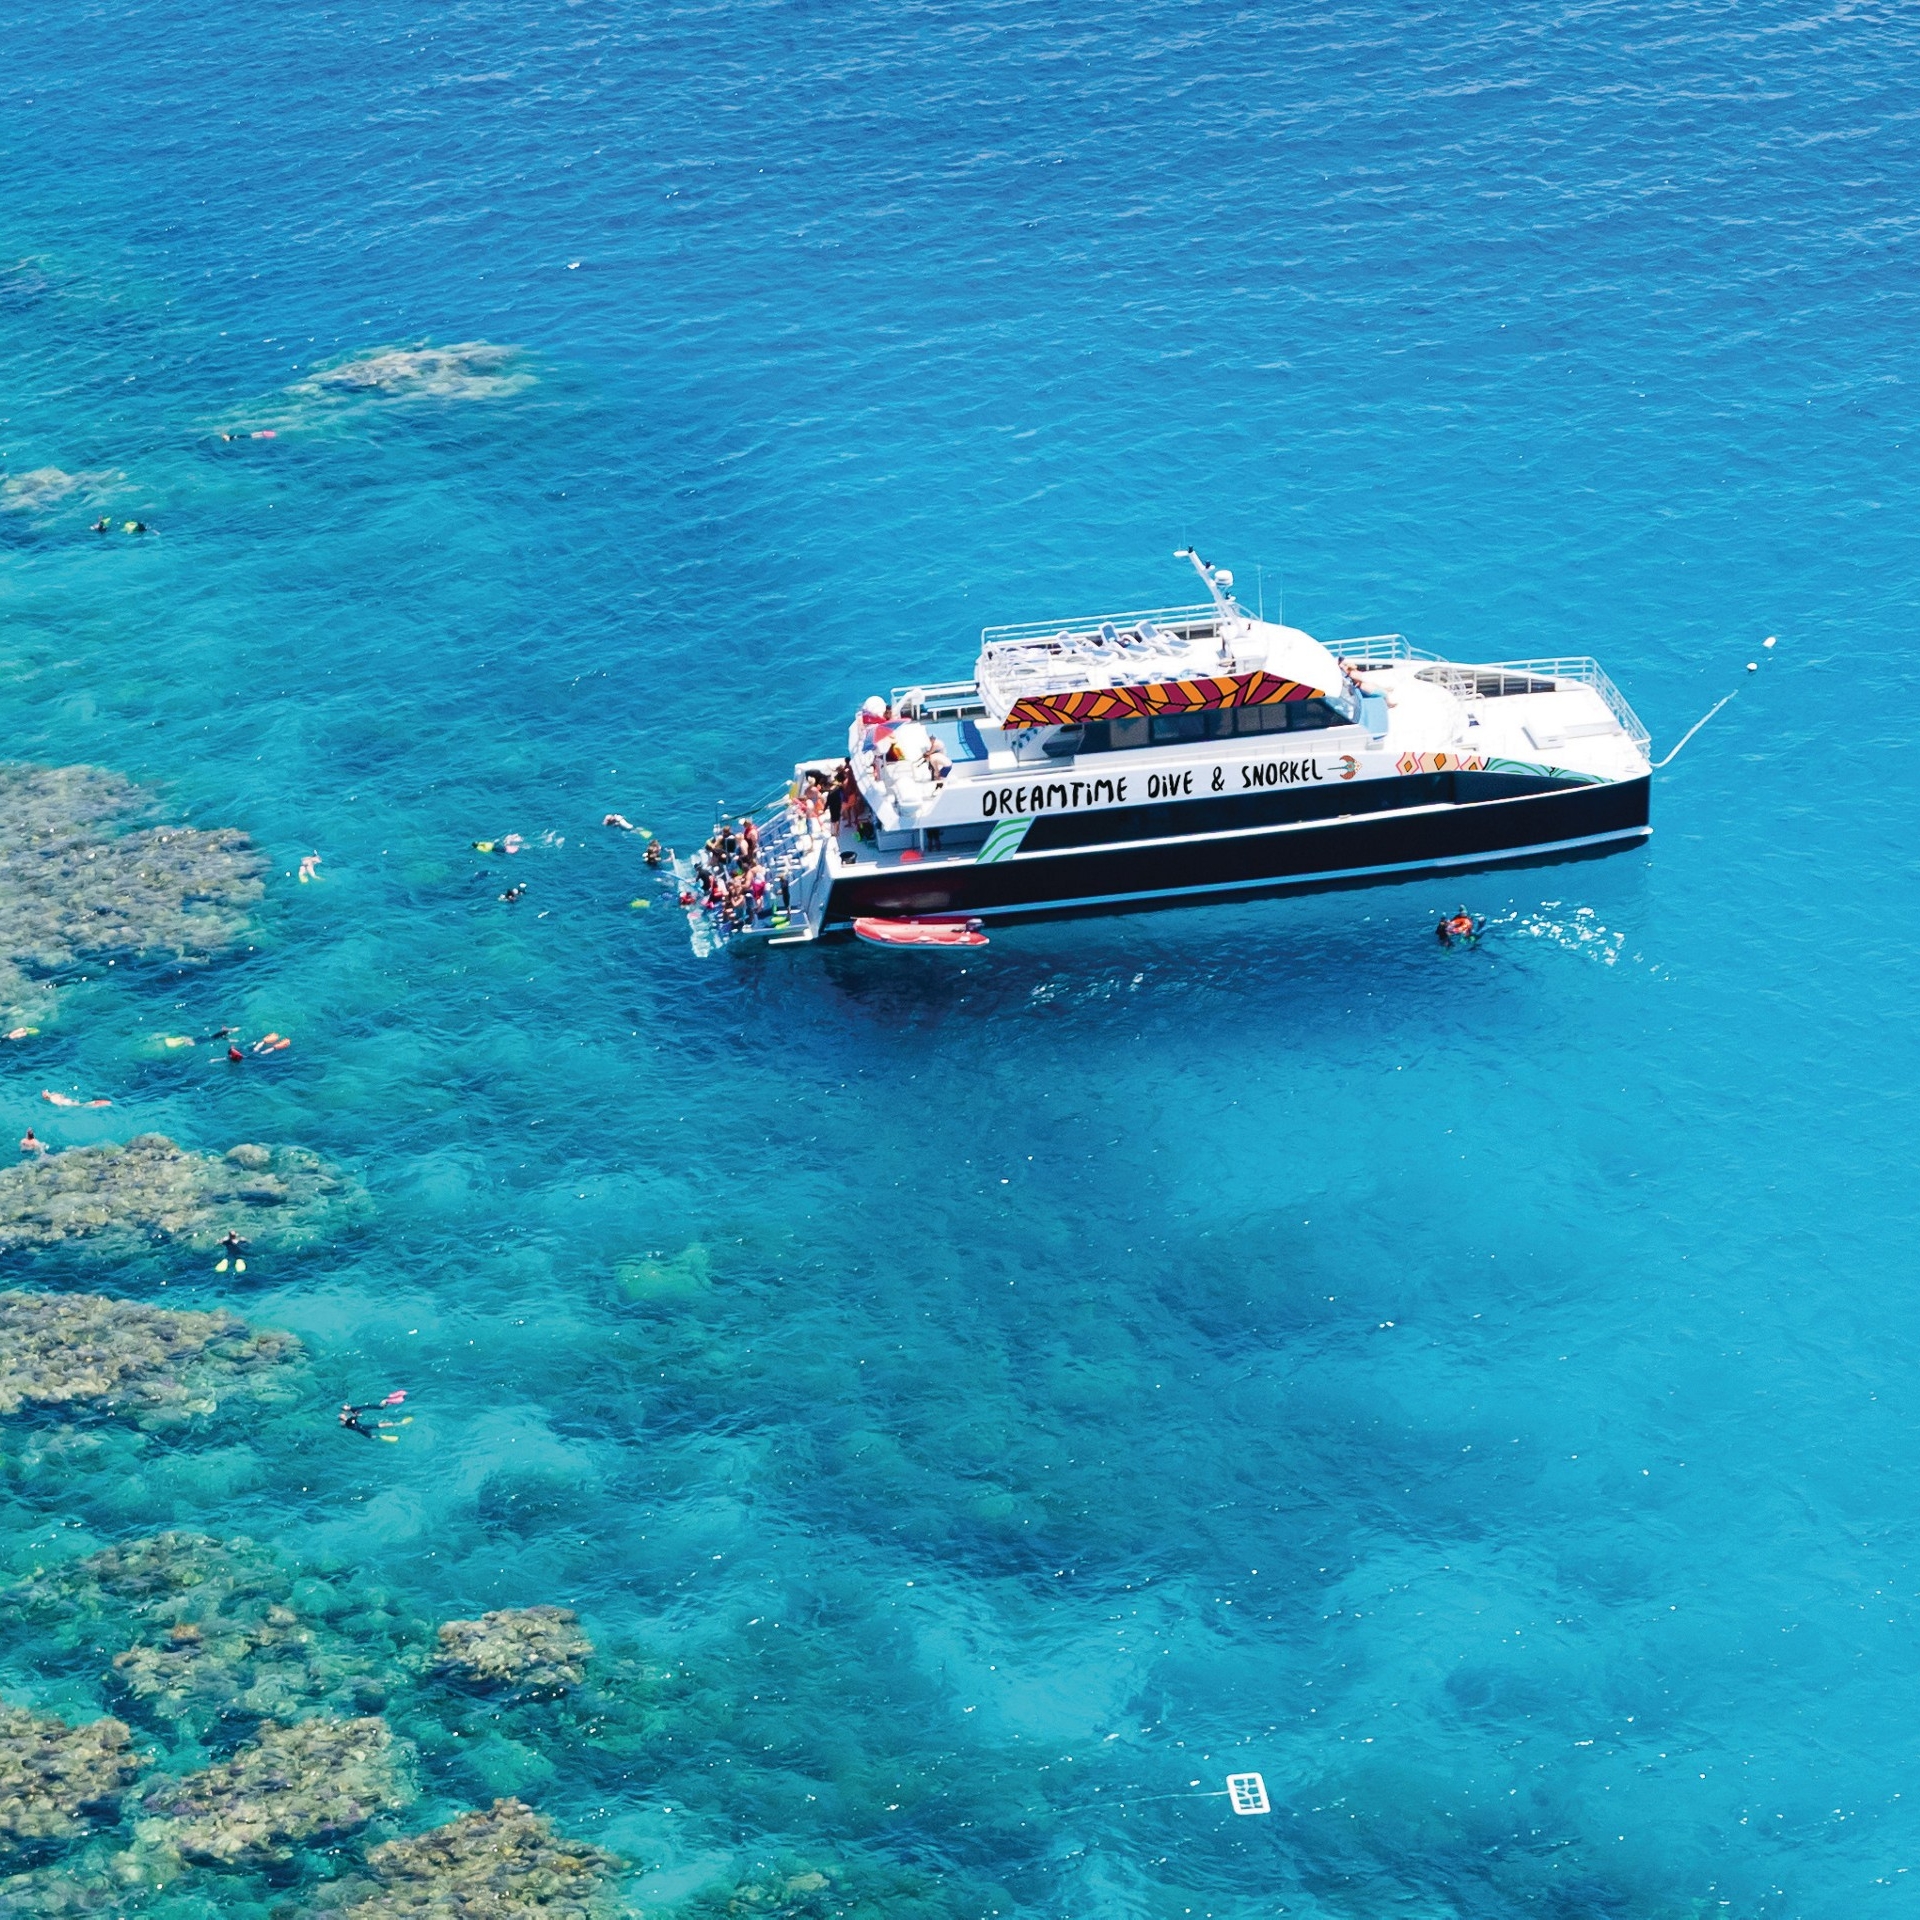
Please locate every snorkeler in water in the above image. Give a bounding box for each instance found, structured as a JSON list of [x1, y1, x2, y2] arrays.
[[216, 1229, 247, 1274], [339, 1391, 410, 1441], [1436, 907, 1484, 947], [500, 882, 527, 903]]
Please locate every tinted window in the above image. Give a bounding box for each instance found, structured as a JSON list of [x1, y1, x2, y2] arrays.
[[1029, 703, 1347, 753]]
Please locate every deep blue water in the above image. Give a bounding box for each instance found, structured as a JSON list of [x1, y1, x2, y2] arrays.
[[2, 0, 1918, 1913]]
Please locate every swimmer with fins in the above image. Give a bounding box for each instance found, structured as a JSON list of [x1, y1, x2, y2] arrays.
[[216, 1229, 247, 1274], [339, 1390, 410, 1442]]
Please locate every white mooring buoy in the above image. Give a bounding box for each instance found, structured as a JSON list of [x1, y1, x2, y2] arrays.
[[1226, 1771, 1271, 1815]]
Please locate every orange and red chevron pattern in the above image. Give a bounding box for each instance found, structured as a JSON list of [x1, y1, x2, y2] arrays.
[[1004, 669, 1326, 730]]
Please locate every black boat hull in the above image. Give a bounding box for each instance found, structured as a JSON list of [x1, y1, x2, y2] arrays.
[[821, 775, 1650, 930]]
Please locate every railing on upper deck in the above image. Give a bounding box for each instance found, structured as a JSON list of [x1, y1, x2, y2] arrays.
[[977, 603, 1219, 649], [890, 678, 987, 720], [975, 603, 1224, 711], [1482, 658, 1650, 755], [1331, 636, 1649, 757], [1328, 633, 1434, 665]]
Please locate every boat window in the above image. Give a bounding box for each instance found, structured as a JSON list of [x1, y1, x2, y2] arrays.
[[1282, 699, 1350, 731], [1017, 703, 1350, 756]]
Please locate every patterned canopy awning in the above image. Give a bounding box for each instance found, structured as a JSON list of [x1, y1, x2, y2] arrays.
[[1004, 667, 1328, 730]]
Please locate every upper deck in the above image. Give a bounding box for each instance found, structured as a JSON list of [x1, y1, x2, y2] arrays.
[[972, 600, 1348, 730]]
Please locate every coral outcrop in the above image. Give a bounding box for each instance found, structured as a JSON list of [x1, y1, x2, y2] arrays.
[[0, 1293, 299, 1423], [0, 1706, 145, 1860], [0, 468, 117, 514], [0, 1136, 362, 1255], [431, 1609, 593, 1697], [330, 1797, 622, 1919], [0, 763, 263, 977], [12, 1534, 422, 1738], [136, 1716, 410, 1865], [14, 1531, 289, 1617], [676, 1857, 976, 1920], [297, 343, 530, 403]]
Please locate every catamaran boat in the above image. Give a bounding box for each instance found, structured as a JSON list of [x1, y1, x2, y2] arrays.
[[682, 551, 1652, 948]]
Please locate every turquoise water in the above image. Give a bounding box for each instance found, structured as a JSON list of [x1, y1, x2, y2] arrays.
[[2, 0, 1919, 1912]]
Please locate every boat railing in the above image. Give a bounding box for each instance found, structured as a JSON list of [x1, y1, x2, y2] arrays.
[[890, 678, 986, 720], [1336, 636, 1650, 755], [1331, 633, 1436, 665], [978, 602, 1218, 650], [976, 604, 1226, 713], [1487, 657, 1651, 755]]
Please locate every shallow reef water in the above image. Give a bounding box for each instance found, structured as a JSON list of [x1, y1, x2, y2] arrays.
[[1, 0, 1919, 1915]]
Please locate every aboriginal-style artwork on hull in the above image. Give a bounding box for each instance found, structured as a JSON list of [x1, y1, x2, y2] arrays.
[[1396, 750, 1488, 774], [1481, 755, 1605, 785], [1004, 669, 1326, 730]]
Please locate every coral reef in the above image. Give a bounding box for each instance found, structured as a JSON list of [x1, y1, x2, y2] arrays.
[[0, 468, 116, 514], [14, 1531, 290, 1617], [0, 1293, 300, 1424], [0, 1136, 362, 1255], [135, 1716, 410, 1865], [0, 1706, 145, 1861], [297, 343, 531, 404], [12, 1534, 424, 1738], [431, 1610, 593, 1697], [676, 1859, 958, 1920], [0, 764, 263, 977], [326, 1797, 623, 1920], [614, 1244, 711, 1305], [112, 1604, 382, 1732]]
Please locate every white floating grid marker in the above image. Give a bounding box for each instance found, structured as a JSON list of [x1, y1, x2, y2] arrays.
[[1226, 1772, 1271, 1815]]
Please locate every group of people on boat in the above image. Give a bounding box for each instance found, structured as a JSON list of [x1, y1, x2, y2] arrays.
[[683, 814, 792, 933], [855, 697, 953, 799], [791, 762, 864, 844]]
